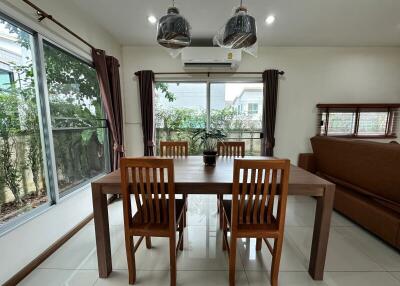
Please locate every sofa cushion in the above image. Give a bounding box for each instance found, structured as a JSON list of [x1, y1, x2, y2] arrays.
[[334, 185, 400, 248], [311, 136, 400, 205]]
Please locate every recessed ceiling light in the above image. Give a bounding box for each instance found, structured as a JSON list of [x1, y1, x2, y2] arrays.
[[148, 15, 157, 24], [265, 15, 275, 25]]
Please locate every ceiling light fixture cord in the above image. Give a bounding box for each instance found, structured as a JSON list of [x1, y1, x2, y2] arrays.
[[172, 0, 175, 7]]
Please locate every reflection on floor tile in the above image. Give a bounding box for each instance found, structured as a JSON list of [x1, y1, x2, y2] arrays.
[[20, 195, 400, 286], [19, 269, 99, 286], [286, 226, 384, 271], [324, 272, 400, 286], [39, 224, 123, 270], [238, 236, 308, 271], [390, 272, 400, 282], [246, 271, 328, 286]]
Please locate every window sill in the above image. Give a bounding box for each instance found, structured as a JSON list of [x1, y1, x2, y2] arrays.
[[319, 134, 397, 139]]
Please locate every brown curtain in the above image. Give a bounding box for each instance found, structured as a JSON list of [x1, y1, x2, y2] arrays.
[[92, 48, 124, 170], [262, 69, 280, 156], [135, 70, 155, 156]]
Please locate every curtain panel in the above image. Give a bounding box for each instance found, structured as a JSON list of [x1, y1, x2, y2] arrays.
[[135, 70, 155, 156], [262, 69, 280, 156], [92, 48, 124, 170]]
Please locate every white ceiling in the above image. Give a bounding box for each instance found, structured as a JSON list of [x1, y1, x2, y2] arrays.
[[70, 0, 400, 47]]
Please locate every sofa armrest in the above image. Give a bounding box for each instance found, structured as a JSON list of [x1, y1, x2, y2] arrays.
[[298, 153, 317, 173]]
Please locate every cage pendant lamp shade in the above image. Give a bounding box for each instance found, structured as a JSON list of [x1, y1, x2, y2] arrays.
[[157, 6, 191, 49], [223, 6, 257, 49]]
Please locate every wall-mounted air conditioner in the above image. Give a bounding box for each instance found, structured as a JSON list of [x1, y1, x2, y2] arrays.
[[181, 47, 241, 70]]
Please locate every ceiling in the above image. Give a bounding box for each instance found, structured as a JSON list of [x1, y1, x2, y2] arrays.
[[70, 0, 400, 47]]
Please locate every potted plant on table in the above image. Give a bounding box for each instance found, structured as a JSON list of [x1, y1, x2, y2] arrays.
[[192, 128, 226, 166]]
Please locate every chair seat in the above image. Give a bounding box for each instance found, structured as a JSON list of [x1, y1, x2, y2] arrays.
[[129, 199, 186, 236], [222, 200, 279, 236]]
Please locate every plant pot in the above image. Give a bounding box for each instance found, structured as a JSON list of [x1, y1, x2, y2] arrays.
[[203, 151, 217, 166]]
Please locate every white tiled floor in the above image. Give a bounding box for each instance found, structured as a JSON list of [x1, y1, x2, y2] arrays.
[[20, 195, 400, 286]]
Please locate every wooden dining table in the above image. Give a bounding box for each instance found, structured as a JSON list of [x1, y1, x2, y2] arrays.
[[91, 156, 335, 281]]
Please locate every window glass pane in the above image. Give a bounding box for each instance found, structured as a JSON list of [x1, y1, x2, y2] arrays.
[[155, 82, 207, 155], [327, 112, 356, 135], [358, 112, 387, 135], [43, 42, 108, 195], [210, 83, 263, 156], [0, 20, 48, 225]]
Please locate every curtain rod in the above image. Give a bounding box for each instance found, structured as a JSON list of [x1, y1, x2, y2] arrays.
[[154, 71, 285, 76], [21, 0, 96, 50]]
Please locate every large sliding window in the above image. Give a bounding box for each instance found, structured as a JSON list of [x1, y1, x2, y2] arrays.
[[155, 81, 263, 155], [155, 82, 207, 154], [0, 19, 48, 226], [0, 15, 109, 231], [43, 42, 108, 195]]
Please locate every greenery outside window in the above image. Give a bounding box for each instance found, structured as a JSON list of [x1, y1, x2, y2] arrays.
[[0, 19, 48, 226], [0, 14, 109, 232], [43, 42, 108, 195], [155, 81, 263, 156]]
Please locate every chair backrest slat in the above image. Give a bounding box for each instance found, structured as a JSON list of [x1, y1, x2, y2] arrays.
[[159, 167, 168, 224], [217, 141, 245, 157], [145, 168, 154, 222], [120, 158, 175, 228], [253, 168, 264, 223], [259, 169, 270, 224], [152, 168, 161, 223], [245, 169, 257, 224], [266, 169, 278, 224], [138, 168, 148, 223], [160, 141, 188, 157], [238, 169, 248, 224], [231, 159, 290, 229]]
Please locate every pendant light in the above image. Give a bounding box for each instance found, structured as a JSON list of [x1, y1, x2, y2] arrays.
[[221, 0, 257, 49], [157, 0, 191, 49]]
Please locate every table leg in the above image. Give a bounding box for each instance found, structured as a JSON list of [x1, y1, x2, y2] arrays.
[[308, 185, 335, 280], [92, 183, 112, 277]]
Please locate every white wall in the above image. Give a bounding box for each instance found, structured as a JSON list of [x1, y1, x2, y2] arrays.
[[0, 1, 122, 284], [122, 46, 400, 161]]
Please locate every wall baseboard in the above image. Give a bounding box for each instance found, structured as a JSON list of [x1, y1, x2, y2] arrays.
[[3, 213, 94, 286]]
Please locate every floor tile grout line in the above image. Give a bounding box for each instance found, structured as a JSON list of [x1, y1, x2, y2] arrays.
[[329, 226, 393, 272]]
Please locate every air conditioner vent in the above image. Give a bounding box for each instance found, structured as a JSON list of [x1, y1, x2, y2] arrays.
[[181, 47, 241, 70]]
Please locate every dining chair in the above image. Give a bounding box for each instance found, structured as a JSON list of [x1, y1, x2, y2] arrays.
[[217, 141, 245, 158], [221, 158, 290, 286], [160, 141, 189, 227], [160, 141, 189, 157], [216, 141, 245, 230], [120, 157, 186, 286]]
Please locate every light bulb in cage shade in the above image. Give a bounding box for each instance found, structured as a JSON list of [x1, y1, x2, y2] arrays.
[[157, 6, 191, 49], [222, 6, 257, 49], [265, 15, 275, 25], [148, 15, 157, 24]]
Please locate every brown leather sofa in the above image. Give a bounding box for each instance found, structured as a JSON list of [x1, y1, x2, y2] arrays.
[[298, 136, 400, 249]]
